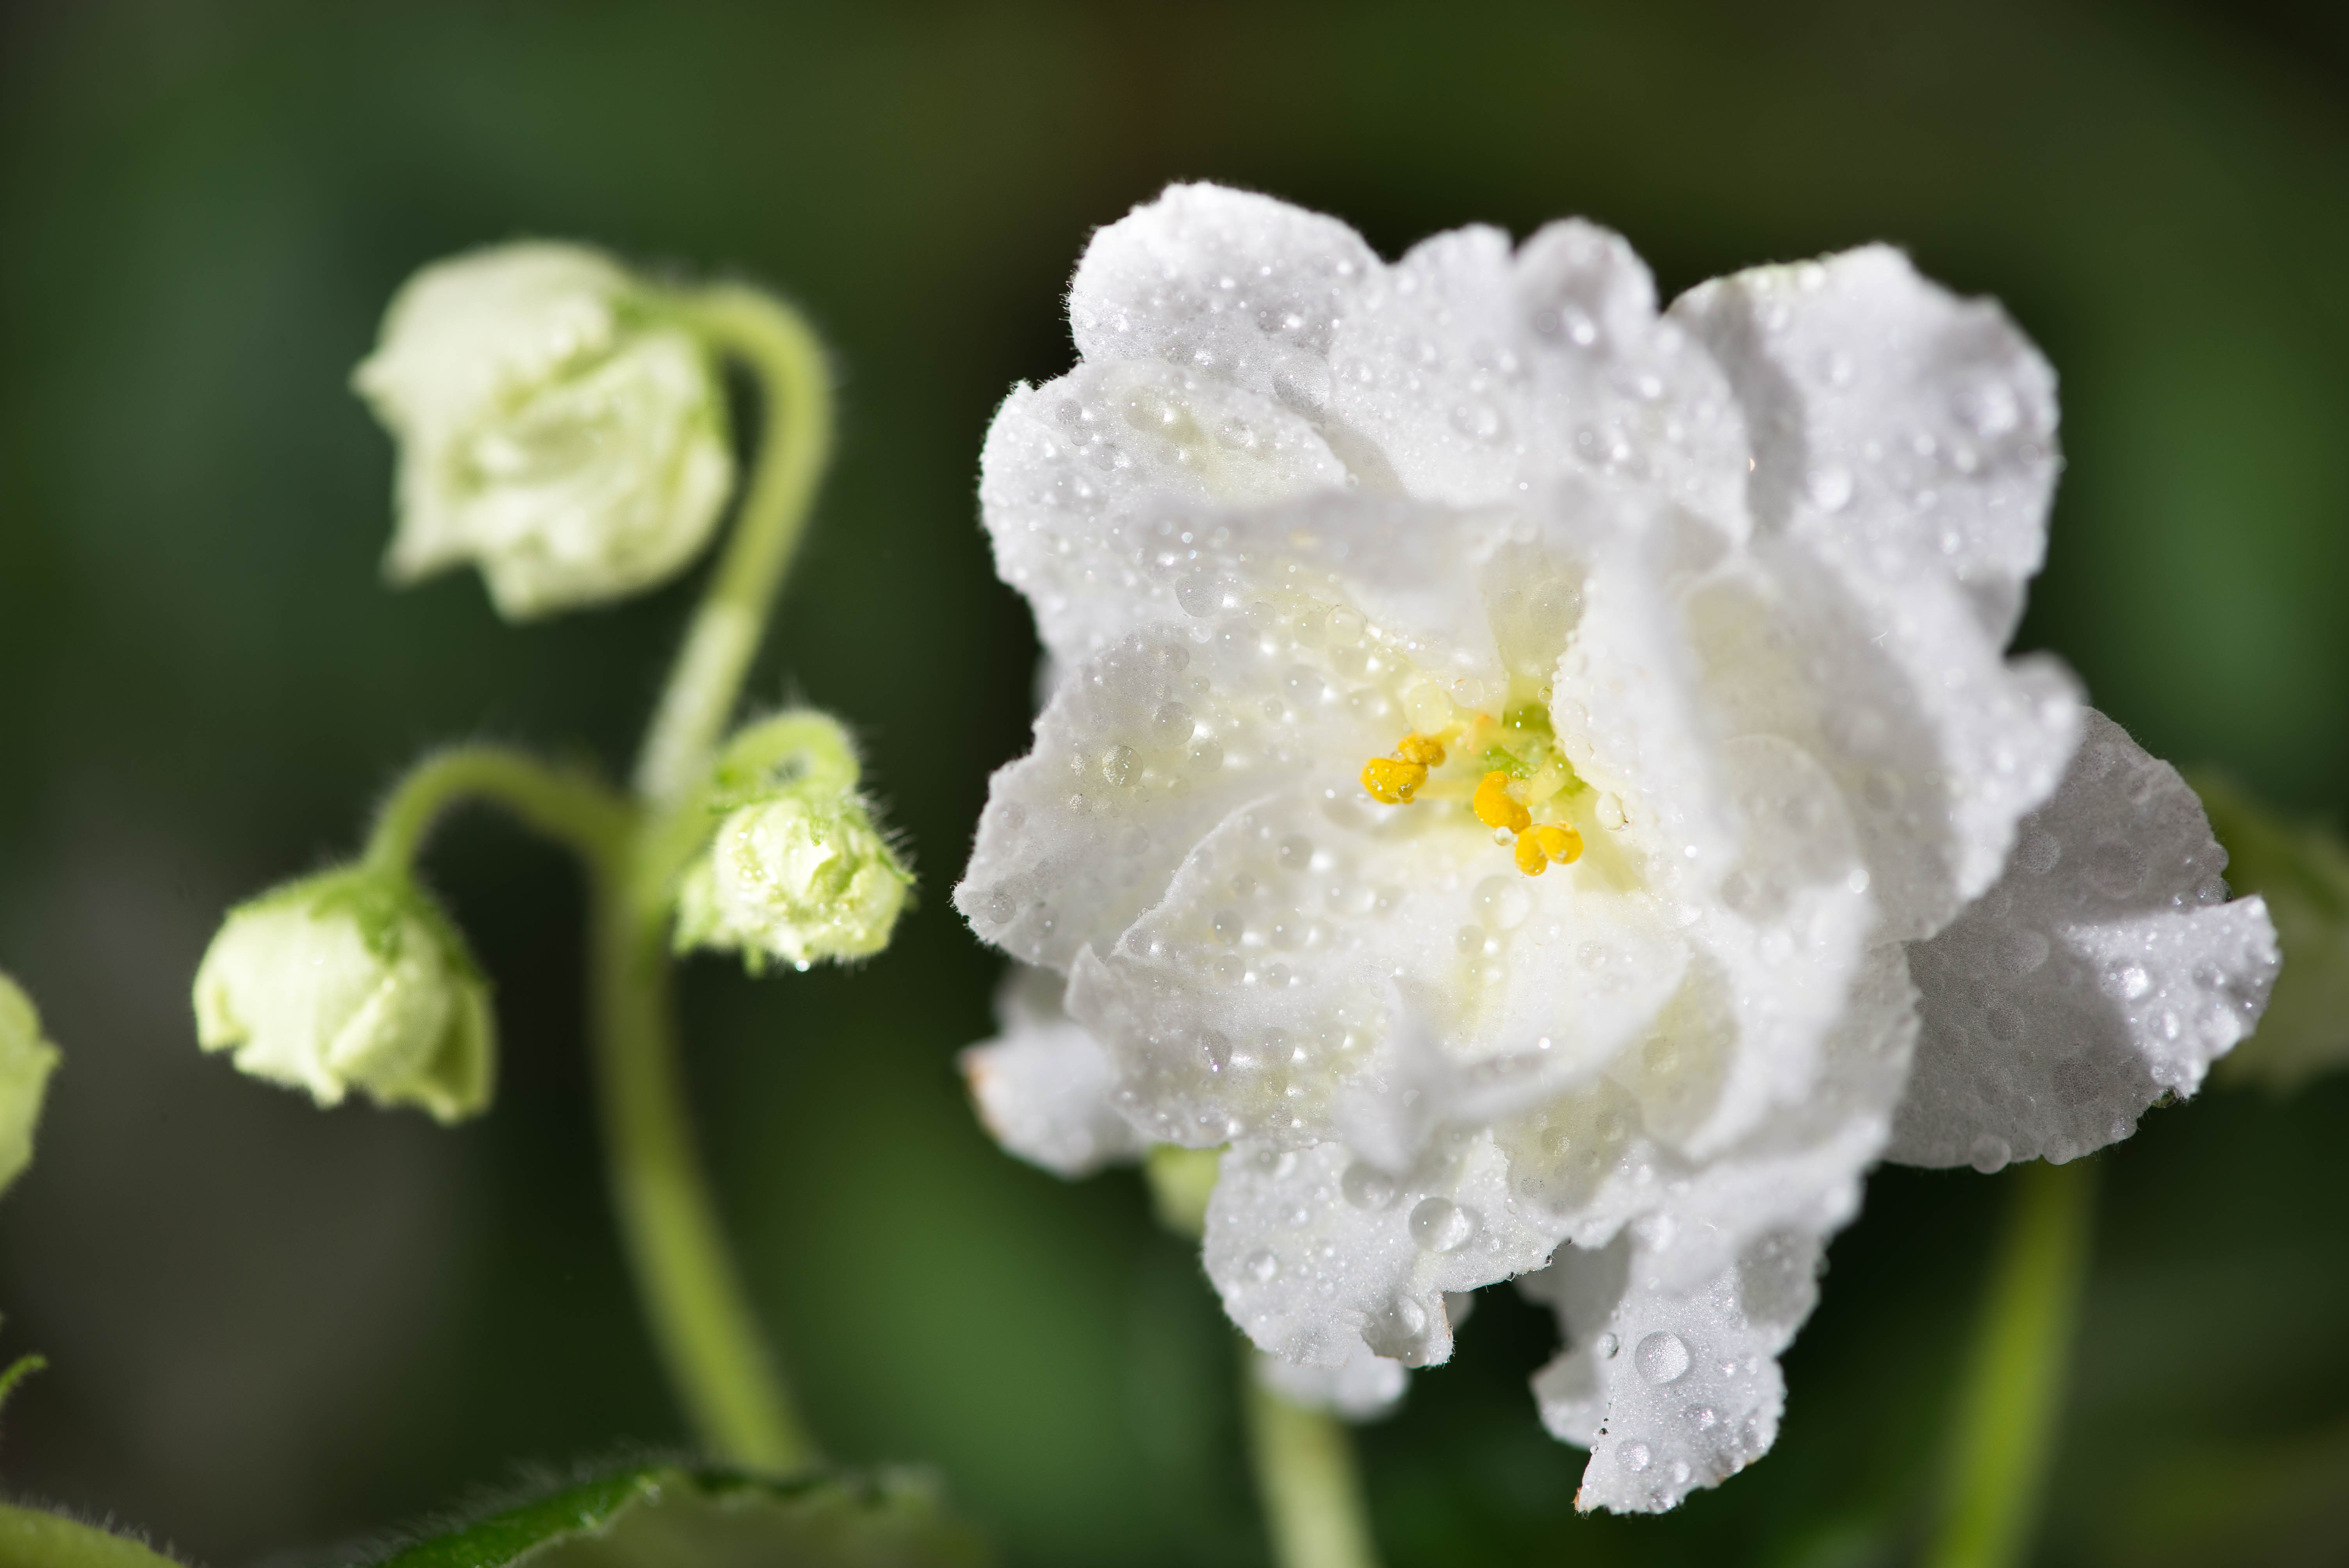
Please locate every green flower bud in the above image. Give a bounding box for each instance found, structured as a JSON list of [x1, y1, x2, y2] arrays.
[[676, 792, 912, 974], [354, 241, 734, 621], [0, 972, 61, 1199], [192, 870, 493, 1123], [676, 789, 911, 971]]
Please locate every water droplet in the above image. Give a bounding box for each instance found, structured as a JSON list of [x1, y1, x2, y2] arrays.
[[1176, 573, 1222, 617], [1805, 463, 1854, 511], [1189, 736, 1224, 772], [1595, 1332, 1620, 1360], [1285, 666, 1330, 706], [1685, 1404, 1718, 1431], [1969, 1133, 2011, 1174], [2016, 831, 2062, 875], [1409, 1197, 1478, 1253], [1279, 835, 1315, 871], [1596, 793, 1627, 830], [1152, 701, 1194, 744], [1246, 1249, 1280, 1283], [1452, 675, 1487, 709], [1474, 875, 1532, 931], [1211, 909, 1242, 944], [2110, 962, 2151, 1001], [1326, 606, 1365, 645], [1635, 1331, 1691, 1384], [1100, 745, 1139, 786], [1342, 1163, 1399, 1210], [1618, 1441, 1652, 1473]]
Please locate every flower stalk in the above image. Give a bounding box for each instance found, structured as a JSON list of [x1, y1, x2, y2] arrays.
[[339, 280, 842, 1473], [1925, 1157, 2099, 1568], [1245, 1368, 1384, 1568]]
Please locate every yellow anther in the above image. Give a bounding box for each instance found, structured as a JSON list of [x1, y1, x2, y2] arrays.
[[1533, 823, 1583, 864], [1362, 756, 1428, 804], [1473, 770, 1531, 833], [1396, 732, 1447, 768], [1513, 828, 1549, 876]]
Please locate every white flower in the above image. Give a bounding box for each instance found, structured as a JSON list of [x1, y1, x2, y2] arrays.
[[953, 184, 2278, 1511], [193, 869, 494, 1123], [0, 971, 61, 1198], [355, 242, 734, 620]]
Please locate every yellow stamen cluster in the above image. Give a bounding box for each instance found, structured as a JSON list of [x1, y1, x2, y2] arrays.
[[1362, 732, 1586, 876], [1360, 732, 1447, 804]]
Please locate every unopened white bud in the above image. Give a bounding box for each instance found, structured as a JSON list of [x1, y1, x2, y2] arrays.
[[192, 870, 493, 1123], [354, 242, 734, 620], [0, 971, 61, 1198], [676, 793, 912, 972]]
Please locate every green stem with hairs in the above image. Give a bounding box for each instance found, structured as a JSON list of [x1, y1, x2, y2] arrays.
[[357, 281, 838, 1474], [1244, 1363, 1385, 1568], [1924, 1157, 2099, 1568], [633, 283, 833, 807]]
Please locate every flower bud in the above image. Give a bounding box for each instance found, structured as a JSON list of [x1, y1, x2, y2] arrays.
[[354, 242, 734, 620], [0, 971, 61, 1198], [192, 870, 493, 1123], [675, 792, 912, 973]]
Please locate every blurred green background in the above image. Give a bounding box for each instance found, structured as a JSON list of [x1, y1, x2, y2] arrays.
[[2, 1, 2346, 1563]]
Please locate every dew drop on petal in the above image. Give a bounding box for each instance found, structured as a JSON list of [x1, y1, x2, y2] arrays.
[[1969, 1133, 2011, 1175], [1596, 793, 1627, 830], [1246, 1249, 1280, 1283], [1100, 745, 1139, 786], [1618, 1441, 1652, 1473], [1342, 1162, 1398, 1210], [1635, 1331, 1691, 1384], [1409, 1197, 1477, 1253], [1474, 875, 1531, 931], [1595, 1332, 1620, 1359]]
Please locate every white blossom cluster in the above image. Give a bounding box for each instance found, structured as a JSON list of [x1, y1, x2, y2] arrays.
[[954, 185, 2277, 1510]]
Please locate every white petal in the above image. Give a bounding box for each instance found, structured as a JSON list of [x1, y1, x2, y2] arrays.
[[1253, 1340, 1410, 1423], [1067, 791, 1686, 1153], [1675, 249, 2082, 934], [1069, 183, 1381, 414], [1891, 709, 2280, 1167], [978, 360, 1351, 663], [958, 965, 1144, 1179], [1515, 946, 1919, 1513], [1522, 1229, 1809, 1513], [1205, 1135, 1559, 1370], [1326, 222, 1750, 529]]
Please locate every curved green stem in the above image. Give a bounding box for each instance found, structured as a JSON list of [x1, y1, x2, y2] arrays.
[[590, 862, 816, 1472], [1924, 1157, 2099, 1568], [1244, 1356, 1384, 1568], [633, 284, 833, 806], [363, 744, 632, 875]]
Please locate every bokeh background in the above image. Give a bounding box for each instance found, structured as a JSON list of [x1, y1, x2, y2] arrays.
[[2, 1, 2347, 1563]]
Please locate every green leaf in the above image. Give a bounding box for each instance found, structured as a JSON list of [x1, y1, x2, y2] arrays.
[[368, 1466, 991, 1568], [0, 1504, 183, 1568], [2192, 773, 2349, 1089]]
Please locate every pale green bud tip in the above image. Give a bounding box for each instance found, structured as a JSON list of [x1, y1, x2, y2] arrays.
[[677, 793, 913, 973], [0, 971, 62, 1198], [353, 241, 733, 621], [192, 869, 494, 1123]]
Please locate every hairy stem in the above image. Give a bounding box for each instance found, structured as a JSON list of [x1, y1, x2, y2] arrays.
[[588, 283, 832, 1469], [633, 284, 833, 806], [590, 865, 816, 1471], [1925, 1157, 2099, 1568], [362, 744, 632, 875], [0, 1505, 180, 1568], [1245, 1360, 1385, 1568]]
